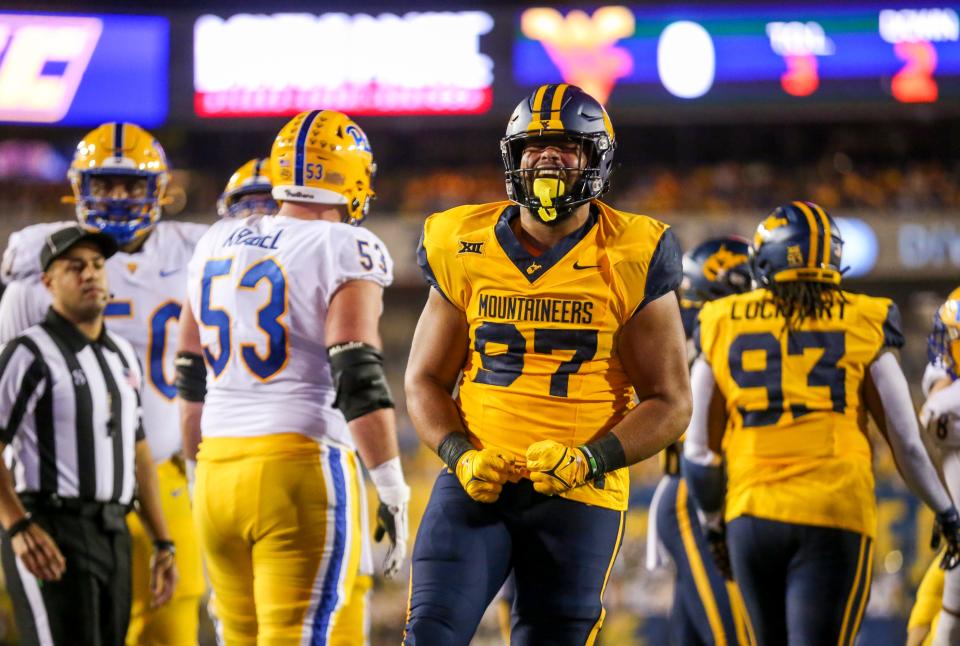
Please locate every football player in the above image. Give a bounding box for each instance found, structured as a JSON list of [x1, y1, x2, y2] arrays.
[[682, 201, 960, 646], [405, 83, 692, 644], [648, 236, 755, 646], [0, 123, 207, 646], [177, 109, 409, 644], [216, 158, 278, 219], [916, 289, 960, 645]]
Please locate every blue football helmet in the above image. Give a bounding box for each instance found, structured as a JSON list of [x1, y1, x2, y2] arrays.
[[501, 83, 615, 225], [679, 235, 752, 338], [751, 201, 843, 287]]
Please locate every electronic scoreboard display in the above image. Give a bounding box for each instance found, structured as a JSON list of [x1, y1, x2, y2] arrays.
[[514, 4, 960, 108]]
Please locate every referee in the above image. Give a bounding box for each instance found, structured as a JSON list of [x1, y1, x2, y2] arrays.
[[0, 226, 178, 646]]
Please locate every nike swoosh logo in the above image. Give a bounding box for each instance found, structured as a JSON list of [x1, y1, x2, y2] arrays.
[[573, 261, 600, 270], [159, 268, 182, 278]]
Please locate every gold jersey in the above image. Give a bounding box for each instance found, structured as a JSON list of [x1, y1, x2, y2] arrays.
[[696, 288, 904, 536], [418, 200, 681, 511]]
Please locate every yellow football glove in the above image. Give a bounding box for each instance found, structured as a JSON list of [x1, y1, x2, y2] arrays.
[[455, 449, 514, 503], [526, 440, 593, 496]]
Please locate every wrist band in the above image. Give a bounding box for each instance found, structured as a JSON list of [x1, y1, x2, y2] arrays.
[[368, 456, 407, 491], [6, 514, 32, 539], [438, 432, 474, 471], [153, 539, 176, 554], [580, 433, 627, 479]]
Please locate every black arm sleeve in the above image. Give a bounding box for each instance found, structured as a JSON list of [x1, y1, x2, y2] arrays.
[[883, 302, 905, 349], [636, 228, 683, 313]]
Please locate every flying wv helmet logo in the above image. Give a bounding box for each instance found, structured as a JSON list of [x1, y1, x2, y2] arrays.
[[753, 213, 789, 248], [0, 15, 103, 123], [344, 124, 371, 152], [702, 245, 749, 281], [520, 7, 635, 104]]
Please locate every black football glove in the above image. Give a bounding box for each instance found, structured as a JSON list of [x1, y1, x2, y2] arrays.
[[932, 507, 960, 570], [702, 516, 734, 581]]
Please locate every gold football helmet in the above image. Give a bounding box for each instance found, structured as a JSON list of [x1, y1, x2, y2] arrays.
[[217, 157, 277, 218], [929, 287, 960, 377], [270, 110, 375, 224], [66, 122, 169, 245]]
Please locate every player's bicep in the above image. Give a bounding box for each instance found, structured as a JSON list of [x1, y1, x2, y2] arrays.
[[176, 300, 202, 355], [326, 280, 385, 348], [863, 353, 891, 437], [707, 383, 727, 453], [620, 291, 690, 403], [405, 288, 468, 394]]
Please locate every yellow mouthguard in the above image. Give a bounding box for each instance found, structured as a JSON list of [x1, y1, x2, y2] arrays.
[[533, 177, 565, 222]]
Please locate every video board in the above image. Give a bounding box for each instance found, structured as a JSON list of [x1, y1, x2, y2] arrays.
[[0, 12, 168, 125]]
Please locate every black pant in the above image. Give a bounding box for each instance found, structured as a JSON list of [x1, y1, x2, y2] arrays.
[[727, 515, 872, 646], [2, 499, 132, 646], [405, 472, 625, 646]]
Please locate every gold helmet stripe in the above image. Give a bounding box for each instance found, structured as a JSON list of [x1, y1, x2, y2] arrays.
[[548, 83, 569, 125], [253, 157, 265, 181], [792, 201, 820, 268], [528, 84, 565, 131], [811, 202, 832, 267], [530, 84, 550, 116]]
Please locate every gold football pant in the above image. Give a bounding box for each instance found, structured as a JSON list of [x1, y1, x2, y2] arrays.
[[194, 434, 365, 646], [127, 458, 206, 646], [908, 554, 944, 646]]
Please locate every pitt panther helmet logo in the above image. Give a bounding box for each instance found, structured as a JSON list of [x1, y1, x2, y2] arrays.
[[702, 245, 749, 281], [344, 124, 371, 152], [458, 240, 484, 255]]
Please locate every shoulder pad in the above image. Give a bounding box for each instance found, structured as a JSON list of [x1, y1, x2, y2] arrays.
[[598, 205, 681, 317], [423, 202, 512, 252], [157, 220, 209, 249], [324, 222, 394, 294], [2, 221, 74, 284]]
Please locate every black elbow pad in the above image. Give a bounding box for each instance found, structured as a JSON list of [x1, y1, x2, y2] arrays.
[[175, 352, 207, 402], [328, 342, 394, 422]]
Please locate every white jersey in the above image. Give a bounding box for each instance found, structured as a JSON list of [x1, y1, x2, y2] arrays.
[[922, 378, 960, 449], [186, 214, 393, 446], [0, 220, 207, 462]]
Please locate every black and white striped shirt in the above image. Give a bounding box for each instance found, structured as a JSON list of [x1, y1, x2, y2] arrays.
[[0, 308, 144, 505]]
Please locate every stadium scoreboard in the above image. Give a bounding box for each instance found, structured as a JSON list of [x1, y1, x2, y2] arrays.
[[516, 4, 960, 107], [0, 3, 958, 125]]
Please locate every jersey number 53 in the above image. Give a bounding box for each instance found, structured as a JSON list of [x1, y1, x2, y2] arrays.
[[200, 257, 288, 381]]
